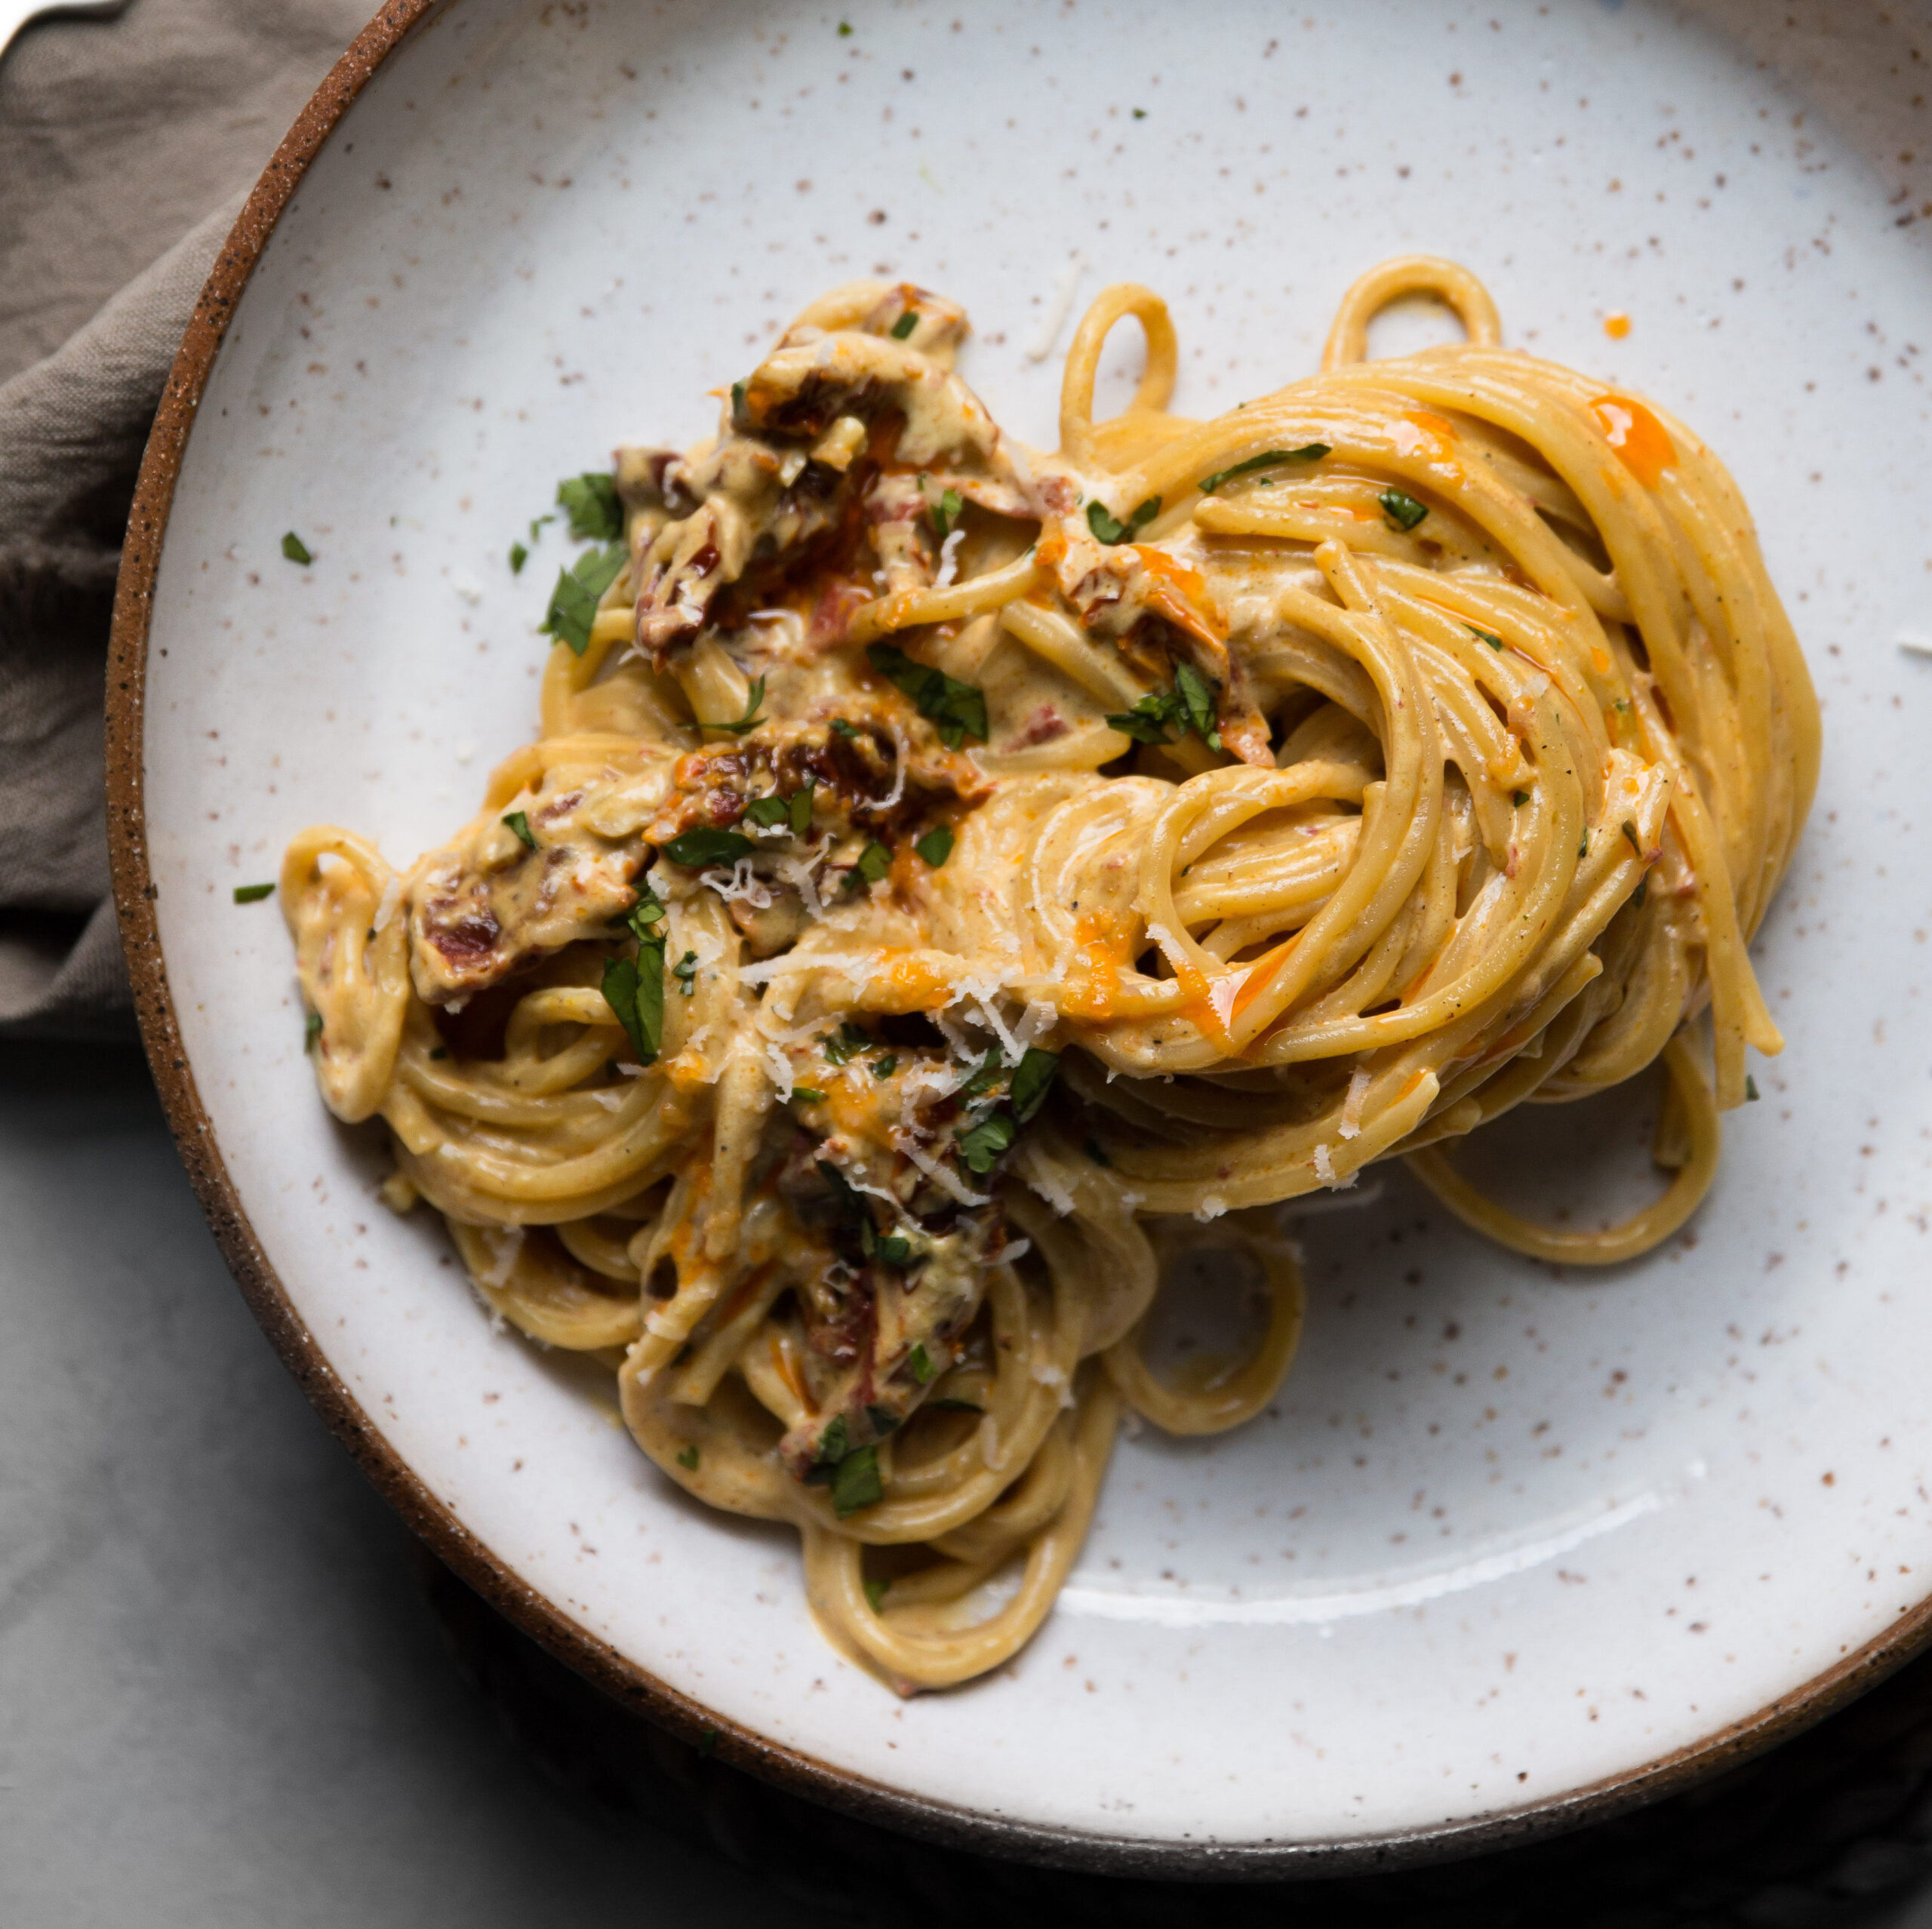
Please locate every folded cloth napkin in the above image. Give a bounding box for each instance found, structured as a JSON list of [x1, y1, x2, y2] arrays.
[[0, 0, 366, 1041], [0, 203, 236, 1039]]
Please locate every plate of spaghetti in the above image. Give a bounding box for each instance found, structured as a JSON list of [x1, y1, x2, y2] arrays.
[[112, 0, 1932, 1875]]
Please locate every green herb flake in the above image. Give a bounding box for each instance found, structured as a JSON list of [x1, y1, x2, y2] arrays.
[[1174, 661, 1223, 750], [792, 1086, 828, 1104], [676, 1444, 700, 1470], [891, 310, 918, 340], [1008, 1047, 1060, 1124], [871, 1053, 898, 1080], [856, 841, 893, 887], [539, 540, 628, 655], [1132, 106, 1146, 119], [863, 1577, 890, 1612], [232, 882, 275, 904], [961, 1047, 1005, 1099], [699, 674, 768, 736], [866, 641, 988, 748], [663, 826, 755, 868], [829, 717, 862, 740], [528, 512, 555, 542], [1512, 789, 1530, 807], [625, 885, 667, 940], [281, 531, 312, 566], [837, 18, 852, 33], [915, 824, 955, 868], [875, 1232, 912, 1266], [730, 379, 749, 427], [508, 541, 529, 574], [958, 1109, 1017, 1175], [601, 952, 664, 1066], [909, 1343, 937, 1385], [502, 810, 537, 851], [1621, 820, 1644, 857], [1379, 488, 1429, 532], [1579, 833, 1590, 860], [1469, 625, 1505, 651], [556, 471, 623, 543], [789, 780, 817, 836], [1085, 494, 1161, 545], [1745, 1075, 1761, 1102], [929, 484, 964, 543], [303, 1011, 323, 1053], [741, 794, 792, 829], [1197, 445, 1329, 494], [672, 949, 700, 995], [830, 1444, 884, 1518]]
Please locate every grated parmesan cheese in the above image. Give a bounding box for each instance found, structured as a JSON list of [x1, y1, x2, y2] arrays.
[[1339, 1066, 1371, 1140], [371, 872, 403, 934], [1193, 1194, 1228, 1222]]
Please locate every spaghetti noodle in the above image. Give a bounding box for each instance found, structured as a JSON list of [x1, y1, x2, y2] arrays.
[[282, 260, 1817, 1691]]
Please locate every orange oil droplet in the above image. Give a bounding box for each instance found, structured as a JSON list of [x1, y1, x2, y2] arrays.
[[1588, 393, 1675, 488], [1602, 312, 1632, 340]]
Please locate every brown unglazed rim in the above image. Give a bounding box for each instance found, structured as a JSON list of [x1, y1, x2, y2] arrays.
[[103, 0, 1932, 1883]]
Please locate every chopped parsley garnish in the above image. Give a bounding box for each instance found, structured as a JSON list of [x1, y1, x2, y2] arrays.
[[863, 1577, 890, 1612], [1008, 1046, 1061, 1123], [741, 793, 792, 829], [829, 717, 862, 740], [789, 781, 816, 835], [961, 1047, 1005, 1098], [663, 826, 755, 868], [601, 952, 663, 1065], [928, 483, 964, 543], [1469, 625, 1504, 651], [792, 1086, 828, 1104], [556, 471, 623, 543], [830, 1444, 883, 1517], [871, 1053, 898, 1079], [1197, 445, 1328, 494], [1083, 1134, 1112, 1166], [603, 886, 669, 1064], [730, 379, 749, 428], [672, 950, 699, 995], [1579, 833, 1590, 859], [1379, 488, 1429, 532], [1745, 1075, 1761, 1102], [866, 641, 988, 748], [891, 309, 918, 340], [874, 1232, 912, 1266], [281, 531, 312, 565], [1132, 106, 1146, 119], [958, 1109, 1017, 1175], [1106, 661, 1223, 752], [854, 841, 893, 887], [1086, 494, 1161, 545], [508, 541, 529, 574], [914, 824, 955, 868], [540, 540, 628, 655], [676, 1444, 700, 1470], [232, 882, 275, 903], [501, 810, 537, 851], [1622, 820, 1644, 856], [528, 512, 555, 541], [699, 675, 768, 735], [303, 1011, 322, 1052], [1512, 789, 1530, 806], [838, 18, 852, 34], [909, 1343, 937, 1385], [823, 1023, 873, 1066]]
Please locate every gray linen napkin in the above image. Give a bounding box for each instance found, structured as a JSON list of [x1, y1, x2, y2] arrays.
[[0, 0, 366, 1040]]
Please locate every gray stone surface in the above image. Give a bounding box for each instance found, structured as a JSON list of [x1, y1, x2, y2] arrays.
[[0, 1041, 808, 1925]]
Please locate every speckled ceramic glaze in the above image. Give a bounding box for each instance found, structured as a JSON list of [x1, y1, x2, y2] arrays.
[[112, 0, 1932, 1874]]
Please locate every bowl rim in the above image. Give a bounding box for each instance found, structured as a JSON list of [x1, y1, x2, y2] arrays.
[[102, 0, 1932, 1880]]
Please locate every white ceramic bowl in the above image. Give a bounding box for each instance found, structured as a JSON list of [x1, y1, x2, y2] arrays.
[[109, 0, 1932, 1874]]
